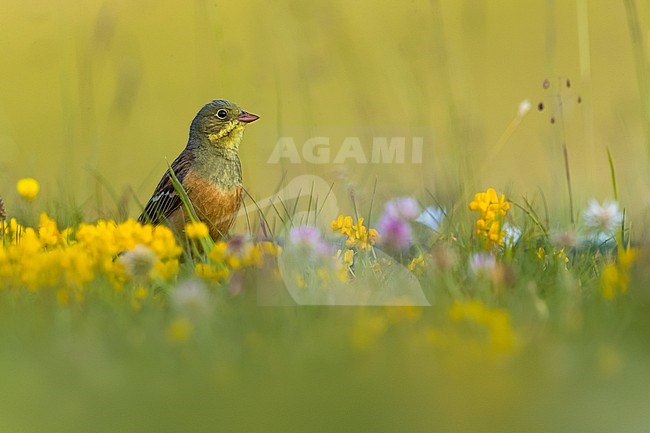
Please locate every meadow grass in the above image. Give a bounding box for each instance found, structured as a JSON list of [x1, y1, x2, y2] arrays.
[[1, 176, 649, 430]]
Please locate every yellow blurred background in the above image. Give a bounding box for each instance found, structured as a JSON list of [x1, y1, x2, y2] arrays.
[[1, 0, 649, 229]]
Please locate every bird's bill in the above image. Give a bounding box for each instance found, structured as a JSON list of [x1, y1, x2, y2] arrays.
[[237, 112, 260, 123]]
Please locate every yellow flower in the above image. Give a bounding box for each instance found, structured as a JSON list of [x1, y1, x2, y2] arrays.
[[195, 263, 229, 281], [131, 286, 148, 311], [0, 214, 187, 293], [408, 254, 425, 275], [601, 264, 619, 300], [16, 178, 39, 201], [488, 220, 502, 242], [249, 241, 281, 266], [332, 214, 378, 251], [154, 259, 179, 280], [167, 317, 194, 343], [185, 221, 209, 239], [351, 310, 388, 350], [555, 248, 570, 266], [469, 188, 510, 216], [208, 242, 228, 262], [38, 213, 71, 247], [226, 255, 241, 269], [469, 188, 510, 248], [619, 248, 637, 268], [195, 263, 211, 279], [449, 299, 518, 354], [337, 248, 355, 267], [343, 249, 354, 266], [149, 225, 183, 259], [331, 214, 353, 236], [295, 272, 306, 289], [337, 267, 349, 282], [195, 238, 274, 281], [317, 268, 330, 283], [254, 241, 282, 256], [601, 248, 637, 300]]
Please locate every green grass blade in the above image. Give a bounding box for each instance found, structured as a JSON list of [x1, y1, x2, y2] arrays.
[[606, 147, 618, 202], [242, 187, 275, 240], [166, 160, 214, 253], [511, 197, 549, 237]]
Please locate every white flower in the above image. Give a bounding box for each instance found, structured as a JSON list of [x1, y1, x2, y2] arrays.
[[582, 199, 623, 235], [469, 252, 496, 275], [415, 206, 445, 231], [171, 279, 212, 315], [119, 244, 157, 279], [551, 230, 578, 248], [518, 99, 532, 117], [502, 223, 521, 246]]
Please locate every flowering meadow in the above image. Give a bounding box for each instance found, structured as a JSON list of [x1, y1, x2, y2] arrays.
[[1, 179, 649, 431]]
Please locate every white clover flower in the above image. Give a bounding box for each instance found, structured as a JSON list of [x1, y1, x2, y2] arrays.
[[415, 206, 445, 231], [171, 279, 212, 315], [582, 199, 623, 235], [384, 197, 421, 221]]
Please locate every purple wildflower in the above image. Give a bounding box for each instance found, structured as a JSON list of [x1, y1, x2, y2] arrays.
[[227, 234, 250, 254], [288, 226, 333, 256], [468, 252, 496, 274], [376, 214, 413, 251], [384, 197, 421, 221]]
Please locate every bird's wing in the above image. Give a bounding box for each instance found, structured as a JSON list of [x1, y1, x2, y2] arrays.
[[138, 151, 193, 225]]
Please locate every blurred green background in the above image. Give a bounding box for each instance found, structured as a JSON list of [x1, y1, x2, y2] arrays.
[[1, 0, 649, 226]]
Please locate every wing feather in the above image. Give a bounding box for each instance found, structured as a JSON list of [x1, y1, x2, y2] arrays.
[[138, 152, 193, 224]]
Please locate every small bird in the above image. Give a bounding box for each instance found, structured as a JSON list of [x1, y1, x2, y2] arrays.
[[138, 100, 259, 240]]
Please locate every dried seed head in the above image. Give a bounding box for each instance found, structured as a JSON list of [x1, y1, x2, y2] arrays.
[[566, 78, 571, 88], [543, 79, 550, 89], [119, 244, 157, 279], [550, 116, 556, 124], [0, 196, 5, 220], [538, 102, 544, 111], [518, 99, 532, 117], [551, 230, 579, 249]]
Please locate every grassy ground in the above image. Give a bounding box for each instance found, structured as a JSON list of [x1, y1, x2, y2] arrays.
[[1, 187, 649, 431]]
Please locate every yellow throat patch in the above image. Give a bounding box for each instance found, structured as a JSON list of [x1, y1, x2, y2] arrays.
[[208, 120, 245, 151]]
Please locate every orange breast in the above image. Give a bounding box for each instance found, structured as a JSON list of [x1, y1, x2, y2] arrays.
[[183, 171, 243, 239]]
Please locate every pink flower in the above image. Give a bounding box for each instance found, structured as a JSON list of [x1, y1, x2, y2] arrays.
[[288, 226, 333, 256], [384, 197, 421, 221], [376, 214, 413, 251]]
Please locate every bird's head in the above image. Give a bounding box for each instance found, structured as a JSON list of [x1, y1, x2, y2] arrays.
[[190, 100, 259, 152]]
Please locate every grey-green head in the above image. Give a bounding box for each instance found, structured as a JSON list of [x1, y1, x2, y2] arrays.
[[189, 100, 259, 147]]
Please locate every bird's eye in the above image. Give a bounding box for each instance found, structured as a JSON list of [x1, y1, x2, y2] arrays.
[[216, 109, 228, 119]]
